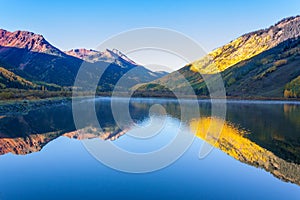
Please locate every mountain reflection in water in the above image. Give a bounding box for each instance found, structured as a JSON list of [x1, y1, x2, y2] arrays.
[[0, 98, 300, 186], [190, 116, 300, 185]]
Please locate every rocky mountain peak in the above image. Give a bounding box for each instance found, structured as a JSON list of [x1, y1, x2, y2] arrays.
[[65, 48, 138, 67], [0, 29, 63, 56], [64, 48, 99, 60]]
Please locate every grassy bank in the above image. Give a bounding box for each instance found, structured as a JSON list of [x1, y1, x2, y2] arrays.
[[1, 88, 300, 103], [0, 89, 113, 101]]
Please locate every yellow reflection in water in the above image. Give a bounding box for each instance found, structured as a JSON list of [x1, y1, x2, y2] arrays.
[[190, 117, 270, 164], [190, 117, 300, 185]]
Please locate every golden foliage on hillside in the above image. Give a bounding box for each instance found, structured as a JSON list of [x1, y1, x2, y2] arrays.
[[284, 76, 300, 98], [190, 16, 300, 74], [190, 34, 273, 74], [0, 67, 36, 88]]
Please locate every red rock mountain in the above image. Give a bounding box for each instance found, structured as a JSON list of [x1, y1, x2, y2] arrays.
[[0, 29, 168, 88], [0, 29, 63, 56]]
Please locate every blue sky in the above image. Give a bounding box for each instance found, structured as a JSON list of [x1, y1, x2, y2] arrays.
[[1, 0, 300, 52]]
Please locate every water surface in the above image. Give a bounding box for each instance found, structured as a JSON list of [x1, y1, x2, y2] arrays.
[[0, 98, 300, 199]]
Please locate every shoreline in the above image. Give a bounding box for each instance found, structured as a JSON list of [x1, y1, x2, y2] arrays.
[[1, 88, 300, 103], [1, 95, 300, 115], [1, 93, 300, 103], [1, 94, 300, 104]]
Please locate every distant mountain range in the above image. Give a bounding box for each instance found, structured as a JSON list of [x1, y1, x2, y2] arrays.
[[1, 16, 300, 99], [135, 16, 300, 99], [0, 29, 167, 92]]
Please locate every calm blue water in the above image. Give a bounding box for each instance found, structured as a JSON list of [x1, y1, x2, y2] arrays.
[[0, 97, 299, 199]]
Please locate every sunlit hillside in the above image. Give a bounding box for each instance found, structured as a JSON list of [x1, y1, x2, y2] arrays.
[[135, 16, 300, 98], [191, 16, 300, 74]]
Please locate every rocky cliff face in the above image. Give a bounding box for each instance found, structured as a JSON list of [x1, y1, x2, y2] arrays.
[[0, 29, 63, 56], [0, 29, 82, 86], [64, 48, 100, 62]]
